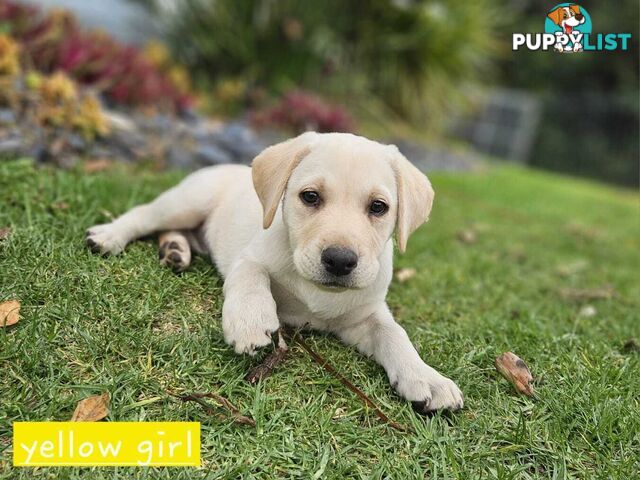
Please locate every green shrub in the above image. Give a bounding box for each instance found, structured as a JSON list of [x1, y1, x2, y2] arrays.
[[139, 0, 500, 130]]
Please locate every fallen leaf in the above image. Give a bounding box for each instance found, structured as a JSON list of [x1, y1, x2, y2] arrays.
[[621, 339, 639, 354], [566, 222, 601, 241], [0, 227, 11, 241], [559, 285, 616, 302], [395, 268, 417, 283], [495, 352, 535, 396], [457, 229, 477, 244], [83, 158, 113, 174], [70, 393, 110, 421], [0, 300, 20, 327], [332, 407, 347, 420], [50, 201, 69, 211], [507, 246, 527, 263], [578, 305, 597, 318], [99, 209, 115, 221]]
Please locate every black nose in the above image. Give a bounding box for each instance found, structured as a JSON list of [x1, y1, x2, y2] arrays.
[[321, 247, 358, 277], [575, 13, 584, 20]]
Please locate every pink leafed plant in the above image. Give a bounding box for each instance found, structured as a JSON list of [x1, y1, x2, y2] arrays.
[[0, 0, 192, 112], [251, 90, 355, 134]]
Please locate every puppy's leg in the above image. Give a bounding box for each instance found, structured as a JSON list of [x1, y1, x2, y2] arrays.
[[221, 259, 280, 356], [337, 303, 464, 413], [158, 231, 191, 273], [86, 169, 217, 255]]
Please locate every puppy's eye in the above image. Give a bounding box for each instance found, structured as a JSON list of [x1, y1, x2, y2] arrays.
[[369, 200, 388, 216], [300, 190, 320, 206]]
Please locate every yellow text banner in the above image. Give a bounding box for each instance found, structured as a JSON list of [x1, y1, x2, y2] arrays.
[[13, 422, 200, 467]]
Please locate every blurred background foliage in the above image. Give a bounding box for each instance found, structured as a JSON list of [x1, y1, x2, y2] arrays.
[[1, 0, 638, 186], [130, 0, 638, 186], [500, 0, 639, 186], [132, 0, 501, 132]]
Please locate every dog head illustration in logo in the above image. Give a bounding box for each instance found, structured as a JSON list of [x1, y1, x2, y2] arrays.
[[547, 4, 586, 52]]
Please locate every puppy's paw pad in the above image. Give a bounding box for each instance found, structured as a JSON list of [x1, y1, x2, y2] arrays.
[[159, 242, 189, 272]]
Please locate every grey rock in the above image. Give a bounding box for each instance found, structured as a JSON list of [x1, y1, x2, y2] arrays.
[[211, 121, 266, 163], [68, 133, 87, 151], [0, 109, 15, 125], [195, 144, 232, 165], [108, 129, 147, 157], [0, 138, 22, 154], [167, 144, 194, 169], [103, 110, 138, 132], [389, 139, 480, 172]]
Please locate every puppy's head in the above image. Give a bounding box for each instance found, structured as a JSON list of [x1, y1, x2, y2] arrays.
[[252, 132, 434, 290]]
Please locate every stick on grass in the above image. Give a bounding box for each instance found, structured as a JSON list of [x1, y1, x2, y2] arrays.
[[283, 329, 410, 432], [245, 330, 289, 384], [169, 391, 256, 427]]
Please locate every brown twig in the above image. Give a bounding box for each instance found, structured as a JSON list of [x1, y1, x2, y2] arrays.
[[168, 391, 256, 427], [245, 331, 289, 384], [558, 285, 616, 301], [283, 328, 410, 433]]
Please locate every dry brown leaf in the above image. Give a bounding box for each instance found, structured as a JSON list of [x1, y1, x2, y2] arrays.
[[559, 285, 616, 302], [578, 305, 597, 318], [51, 201, 69, 211], [0, 227, 11, 241], [457, 229, 477, 244], [83, 158, 113, 174], [395, 268, 417, 283], [621, 339, 639, 354], [70, 393, 110, 421], [566, 222, 602, 241], [495, 352, 535, 396], [0, 300, 20, 327]]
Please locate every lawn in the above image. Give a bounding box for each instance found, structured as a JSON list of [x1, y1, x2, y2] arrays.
[[1, 158, 638, 479]]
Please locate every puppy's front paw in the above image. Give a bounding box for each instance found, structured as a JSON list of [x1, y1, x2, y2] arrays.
[[393, 364, 464, 414], [85, 223, 127, 255], [222, 295, 280, 356], [573, 43, 583, 52]]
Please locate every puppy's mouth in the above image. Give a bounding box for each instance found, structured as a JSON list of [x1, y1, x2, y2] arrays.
[[316, 280, 353, 292]]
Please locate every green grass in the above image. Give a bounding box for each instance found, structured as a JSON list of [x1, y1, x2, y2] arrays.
[[1, 159, 639, 479]]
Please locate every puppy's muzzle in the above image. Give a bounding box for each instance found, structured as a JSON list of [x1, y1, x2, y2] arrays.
[[321, 246, 358, 277]]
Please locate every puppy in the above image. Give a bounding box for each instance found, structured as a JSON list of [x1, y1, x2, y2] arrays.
[[86, 132, 464, 413], [547, 4, 585, 52]]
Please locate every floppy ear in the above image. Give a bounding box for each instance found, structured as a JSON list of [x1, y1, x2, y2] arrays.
[[388, 145, 435, 253], [252, 131, 318, 229], [547, 8, 563, 25], [569, 5, 580, 14]]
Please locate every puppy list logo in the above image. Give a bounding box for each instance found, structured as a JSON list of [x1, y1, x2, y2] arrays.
[[513, 3, 632, 53]]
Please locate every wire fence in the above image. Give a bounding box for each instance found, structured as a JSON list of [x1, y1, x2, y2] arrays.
[[454, 89, 639, 187]]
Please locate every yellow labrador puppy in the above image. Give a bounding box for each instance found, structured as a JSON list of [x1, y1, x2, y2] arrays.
[[86, 132, 463, 413]]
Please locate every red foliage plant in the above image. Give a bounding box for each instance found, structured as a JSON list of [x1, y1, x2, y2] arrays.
[[251, 90, 355, 134], [0, 0, 192, 112]]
